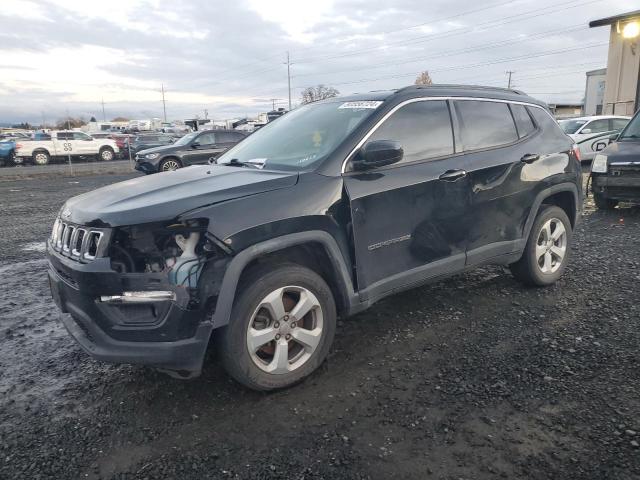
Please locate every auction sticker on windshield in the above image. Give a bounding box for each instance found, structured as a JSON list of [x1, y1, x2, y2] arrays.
[[339, 101, 383, 109]]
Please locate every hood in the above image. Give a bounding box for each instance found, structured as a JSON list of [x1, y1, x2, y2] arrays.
[[136, 144, 172, 155], [63, 165, 298, 226], [601, 140, 640, 164]]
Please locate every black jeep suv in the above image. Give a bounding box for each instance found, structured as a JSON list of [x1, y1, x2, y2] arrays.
[[47, 85, 582, 390], [590, 108, 640, 209], [135, 129, 246, 174]]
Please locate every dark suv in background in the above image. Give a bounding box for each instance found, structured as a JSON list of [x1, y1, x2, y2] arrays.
[[135, 129, 246, 173], [47, 85, 582, 390], [590, 109, 640, 209]]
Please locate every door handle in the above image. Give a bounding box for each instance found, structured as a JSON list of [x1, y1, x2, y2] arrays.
[[439, 169, 467, 181], [520, 153, 540, 164]]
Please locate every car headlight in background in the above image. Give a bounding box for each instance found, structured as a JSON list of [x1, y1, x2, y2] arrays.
[[591, 154, 608, 173], [145, 153, 160, 159]]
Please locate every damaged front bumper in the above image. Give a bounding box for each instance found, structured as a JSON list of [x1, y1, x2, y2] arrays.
[[47, 242, 213, 377], [592, 164, 640, 202]]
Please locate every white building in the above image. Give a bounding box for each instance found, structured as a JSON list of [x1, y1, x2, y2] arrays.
[[583, 68, 607, 115]]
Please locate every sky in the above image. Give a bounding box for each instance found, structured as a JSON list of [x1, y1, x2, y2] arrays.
[[0, 0, 636, 124]]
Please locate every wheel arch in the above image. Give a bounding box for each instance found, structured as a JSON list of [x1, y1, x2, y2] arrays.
[[210, 231, 357, 331], [523, 183, 581, 239]]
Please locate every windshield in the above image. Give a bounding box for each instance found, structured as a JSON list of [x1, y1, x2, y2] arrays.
[[216, 100, 379, 171], [173, 131, 198, 146], [559, 119, 588, 134], [619, 113, 640, 140]]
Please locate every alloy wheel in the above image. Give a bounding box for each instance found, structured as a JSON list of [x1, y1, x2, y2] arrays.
[[101, 149, 113, 161], [34, 153, 48, 165], [535, 217, 567, 274], [246, 286, 323, 374], [161, 160, 180, 171]]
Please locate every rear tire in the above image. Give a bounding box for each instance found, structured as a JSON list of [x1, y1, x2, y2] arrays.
[[510, 205, 572, 287], [218, 263, 336, 391], [593, 192, 618, 210], [33, 150, 50, 165], [99, 146, 114, 161]]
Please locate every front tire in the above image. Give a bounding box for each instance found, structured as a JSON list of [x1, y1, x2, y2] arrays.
[[593, 192, 618, 210], [510, 205, 572, 287], [33, 150, 50, 165], [218, 263, 336, 391], [99, 146, 114, 161], [159, 158, 181, 172]]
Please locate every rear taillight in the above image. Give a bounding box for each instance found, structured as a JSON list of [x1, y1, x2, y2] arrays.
[[572, 144, 581, 162], [15, 143, 23, 150]]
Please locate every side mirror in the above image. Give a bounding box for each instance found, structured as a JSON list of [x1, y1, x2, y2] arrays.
[[191, 141, 200, 149], [581, 128, 592, 134], [608, 133, 619, 141], [594, 142, 607, 152], [352, 140, 403, 171]]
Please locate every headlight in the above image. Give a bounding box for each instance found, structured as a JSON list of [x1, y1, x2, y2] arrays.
[[145, 153, 160, 159], [591, 154, 608, 173]]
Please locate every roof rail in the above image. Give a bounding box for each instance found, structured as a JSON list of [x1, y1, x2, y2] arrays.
[[397, 84, 526, 95]]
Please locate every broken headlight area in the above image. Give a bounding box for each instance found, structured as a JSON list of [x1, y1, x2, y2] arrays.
[[108, 219, 224, 294]]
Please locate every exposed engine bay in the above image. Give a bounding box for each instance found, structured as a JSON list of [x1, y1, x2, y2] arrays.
[[109, 219, 222, 289]]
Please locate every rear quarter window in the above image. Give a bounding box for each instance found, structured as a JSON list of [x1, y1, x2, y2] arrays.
[[510, 104, 536, 138]]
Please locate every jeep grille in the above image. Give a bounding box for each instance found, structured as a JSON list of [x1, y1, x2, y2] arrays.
[[51, 219, 105, 261]]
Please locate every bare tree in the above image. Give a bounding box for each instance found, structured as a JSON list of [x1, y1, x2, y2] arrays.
[[111, 116, 130, 122], [300, 85, 340, 105], [414, 71, 433, 86], [55, 117, 87, 129]]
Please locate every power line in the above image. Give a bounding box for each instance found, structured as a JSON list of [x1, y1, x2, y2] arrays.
[[292, 24, 588, 80], [293, 0, 604, 64], [290, 43, 607, 91]]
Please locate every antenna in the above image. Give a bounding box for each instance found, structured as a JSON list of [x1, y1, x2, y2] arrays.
[[161, 84, 167, 122]]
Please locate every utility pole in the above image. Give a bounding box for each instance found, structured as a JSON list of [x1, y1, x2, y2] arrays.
[[285, 52, 292, 111], [101, 98, 106, 121], [161, 84, 167, 122], [506, 71, 515, 89], [204, 109, 208, 120]]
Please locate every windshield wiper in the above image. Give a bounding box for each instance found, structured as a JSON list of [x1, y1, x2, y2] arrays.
[[220, 158, 261, 169]]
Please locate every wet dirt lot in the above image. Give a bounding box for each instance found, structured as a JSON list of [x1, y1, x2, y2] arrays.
[[0, 171, 639, 480]]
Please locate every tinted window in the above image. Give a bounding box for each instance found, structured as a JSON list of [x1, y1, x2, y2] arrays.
[[72, 132, 91, 140], [57, 132, 71, 140], [584, 119, 609, 133], [197, 132, 216, 145], [367, 100, 453, 164], [511, 104, 536, 138], [454, 100, 518, 150], [529, 107, 566, 138], [559, 119, 588, 134], [612, 118, 629, 130], [216, 131, 245, 143]]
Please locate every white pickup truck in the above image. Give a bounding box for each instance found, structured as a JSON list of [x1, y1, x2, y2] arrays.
[[14, 131, 119, 165]]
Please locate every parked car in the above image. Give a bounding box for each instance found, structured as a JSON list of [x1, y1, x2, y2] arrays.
[[134, 129, 246, 173], [111, 133, 133, 158], [14, 130, 119, 165], [47, 85, 582, 390], [129, 133, 178, 155], [590, 109, 640, 209], [0, 140, 16, 166], [559, 115, 630, 161]]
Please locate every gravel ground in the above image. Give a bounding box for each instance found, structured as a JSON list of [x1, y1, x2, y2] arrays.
[[0, 160, 134, 179], [0, 171, 639, 480]]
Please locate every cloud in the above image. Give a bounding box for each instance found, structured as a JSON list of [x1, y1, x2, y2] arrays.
[[0, 0, 632, 123]]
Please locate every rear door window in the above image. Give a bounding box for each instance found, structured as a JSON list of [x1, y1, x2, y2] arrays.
[[197, 132, 216, 146], [510, 104, 536, 138], [584, 119, 609, 134], [611, 118, 629, 130], [454, 100, 518, 151], [367, 100, 454, 164]]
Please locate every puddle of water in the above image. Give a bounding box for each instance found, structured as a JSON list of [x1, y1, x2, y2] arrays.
[[21, 242, 47, 253]]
